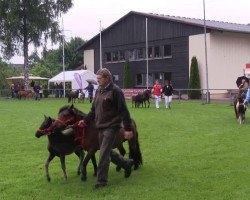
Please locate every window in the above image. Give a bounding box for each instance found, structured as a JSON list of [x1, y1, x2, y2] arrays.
[[136, 74, 143, 86], [106, 52, 111, 62], [148, 47, 153, 58], [127, 49, 136, 61], [119, 50, 125, 61], [137, 48, 144, 59], [136, 73, 153, 87], [154, 46, 161, 58], [112, 51, 118, 61], [164, 45, 172, 57]]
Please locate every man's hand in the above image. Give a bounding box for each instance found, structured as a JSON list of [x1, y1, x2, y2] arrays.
[[124, 131, 133, 140]]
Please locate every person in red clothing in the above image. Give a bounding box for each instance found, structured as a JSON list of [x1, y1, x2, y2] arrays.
[[152, 80, 162, 109]]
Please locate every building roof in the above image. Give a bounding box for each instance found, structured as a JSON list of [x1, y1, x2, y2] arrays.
[[78, 11, 250, 51]]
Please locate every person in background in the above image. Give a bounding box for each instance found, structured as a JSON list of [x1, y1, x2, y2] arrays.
[[84, 82, 94, 103], [10, 84, 15, 98], [39, 85, 43, 99], [238, 79, 249, 98], [78, 68, 134, 189], [162, 80, 174, 109], [33, 83, 41, 100], [152, 80, 162, 109]]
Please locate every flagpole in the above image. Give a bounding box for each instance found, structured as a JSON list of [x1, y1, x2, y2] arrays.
[[146, 18, 149, 89], [203, 0, 209, 103], [100, 20, 102, 69], [62, 17, 65, 98]]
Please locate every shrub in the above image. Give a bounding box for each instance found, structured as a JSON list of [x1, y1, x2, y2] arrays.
[[188, 56, 201, 99]]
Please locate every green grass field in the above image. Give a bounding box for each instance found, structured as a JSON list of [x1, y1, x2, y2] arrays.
[[1, 98, 250, 200]]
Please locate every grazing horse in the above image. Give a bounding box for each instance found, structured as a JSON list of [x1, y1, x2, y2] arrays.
[[55, 105, 142, 181], [35, 116, 97, 181], [234, 95, 247, 124], [132, 89, 151, 108]]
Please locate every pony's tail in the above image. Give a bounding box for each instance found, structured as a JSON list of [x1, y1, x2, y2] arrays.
[[128, 119, 143, 170]]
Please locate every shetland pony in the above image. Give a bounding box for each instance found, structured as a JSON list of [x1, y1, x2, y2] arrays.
[[234, 95, 247, 124]]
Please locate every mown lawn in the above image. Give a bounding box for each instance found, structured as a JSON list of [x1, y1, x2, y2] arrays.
[[0, 98, 250, 200]]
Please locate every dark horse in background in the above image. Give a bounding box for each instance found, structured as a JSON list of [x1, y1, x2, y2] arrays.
[[132, 89, 151, 108], [55, 105, 143, 181], [68, 90, 85, 103], [35, 116, 97, 181], [233, 94, 247, 124]]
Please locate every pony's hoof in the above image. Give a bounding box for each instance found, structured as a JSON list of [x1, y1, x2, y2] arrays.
[[47, 177, 51, 182], [77, 171, 81, 176], [81, 176, 87, 181]]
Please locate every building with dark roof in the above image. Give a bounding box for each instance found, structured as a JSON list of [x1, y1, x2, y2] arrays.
[[78, 11, 250, 94]]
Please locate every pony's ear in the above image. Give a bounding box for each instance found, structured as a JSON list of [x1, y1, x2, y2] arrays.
[[44, 114, 47, 119], [48, 116, 52, 122]]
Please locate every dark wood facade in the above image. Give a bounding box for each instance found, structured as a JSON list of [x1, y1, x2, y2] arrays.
[[80, 12, 210, 89]]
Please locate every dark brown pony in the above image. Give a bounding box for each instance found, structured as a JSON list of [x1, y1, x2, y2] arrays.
[[233, 94, 247, 124], [17, 90, 33, 99], [55, 105, 143, 181], [35, 116, 97, 181], [132, 89, 151, 108]]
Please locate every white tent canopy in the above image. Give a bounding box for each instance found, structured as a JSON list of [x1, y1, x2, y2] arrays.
[[48, 70, 97, 90]]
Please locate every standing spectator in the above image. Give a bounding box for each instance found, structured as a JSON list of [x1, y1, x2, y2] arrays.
[[79, 68, 134, 189], [162, 80, 174, 109], [84, 82, 94, 103], [39, 85, 43, 99], [33, 83, 41, 100], [152, 80, 162, 109], [10, 84, 15, 98]]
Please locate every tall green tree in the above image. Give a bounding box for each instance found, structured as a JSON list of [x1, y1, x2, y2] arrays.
[[58, 37, 85, 70], [123, 60, 133, 88], [0, 0, 73, 89], [188, 56, 201, 99]]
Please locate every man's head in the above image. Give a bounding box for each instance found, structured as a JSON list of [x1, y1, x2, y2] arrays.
[[96, 68, 113, 87]]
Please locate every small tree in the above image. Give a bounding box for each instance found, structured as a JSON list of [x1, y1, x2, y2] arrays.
[[188, 56, 201, 99], [123, 60, 133, 88]]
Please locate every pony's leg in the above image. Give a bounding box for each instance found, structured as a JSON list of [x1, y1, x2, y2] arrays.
[[45, 153, 55, 182], [75, 149, 85, 176], [59, 156, 67, 181], [80, 151, 95, 181], [116, 146, 126, 171], [90, 155, 98, 176]]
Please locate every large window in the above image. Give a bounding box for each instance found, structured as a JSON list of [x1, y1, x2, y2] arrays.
[[164, 45, 172, 57]]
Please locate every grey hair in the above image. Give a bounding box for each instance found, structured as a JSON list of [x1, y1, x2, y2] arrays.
[[96, 68, 113, 82]]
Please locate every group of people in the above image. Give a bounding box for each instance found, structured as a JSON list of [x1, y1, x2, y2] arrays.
[[152, 79, 174, 109]]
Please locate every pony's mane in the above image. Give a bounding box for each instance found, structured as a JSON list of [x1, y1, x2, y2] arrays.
[[58, 105, 87, 118], [58, 105, 71, 113]]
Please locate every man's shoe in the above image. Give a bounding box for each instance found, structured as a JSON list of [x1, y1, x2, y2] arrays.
[[92, 182, 107, 189], [124, 159, 134, 178]]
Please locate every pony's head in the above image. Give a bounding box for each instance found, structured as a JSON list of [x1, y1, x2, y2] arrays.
[[57, 104, 87, 126], [35, 116, 54, 138]]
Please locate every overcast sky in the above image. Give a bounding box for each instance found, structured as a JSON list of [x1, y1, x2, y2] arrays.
[[9, 0, 250, 63]]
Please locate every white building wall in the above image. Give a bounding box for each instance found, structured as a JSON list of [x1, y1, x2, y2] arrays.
[[189, 32, 250, 94], [83, 49, 95, 72]]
